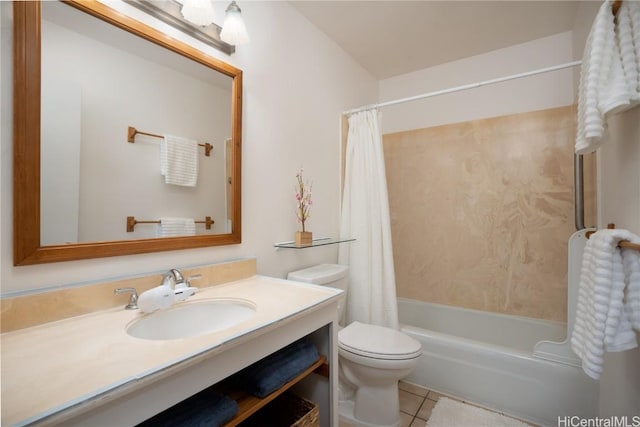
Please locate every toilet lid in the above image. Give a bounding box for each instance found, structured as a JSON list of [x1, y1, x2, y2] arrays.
[[338, 321, 422, 360]]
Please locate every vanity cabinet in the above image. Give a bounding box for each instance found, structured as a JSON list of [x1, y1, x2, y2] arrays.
[[62, 306, 338, 427], [135, 340, 328, 427], [1, 275, 341, 427], [222, 355, 327, 426]]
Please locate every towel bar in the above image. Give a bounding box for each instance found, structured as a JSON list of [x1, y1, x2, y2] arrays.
[[585, 223, 640, 251], [127, 126, 213, 157], [613, 0, 622, 16], [127, 216, 214, 232]]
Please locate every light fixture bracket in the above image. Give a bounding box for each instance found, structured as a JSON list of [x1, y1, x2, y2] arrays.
[[226, 1, 241, 14], [124, 0, 235, 55]]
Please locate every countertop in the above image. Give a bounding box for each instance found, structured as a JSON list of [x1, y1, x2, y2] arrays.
[[1, 275, 342, 426]]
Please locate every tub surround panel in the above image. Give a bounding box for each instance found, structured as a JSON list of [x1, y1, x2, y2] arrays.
[[384, 106, 595, 322], [1, 274, 341, 426], [0, 258, 257, 333]]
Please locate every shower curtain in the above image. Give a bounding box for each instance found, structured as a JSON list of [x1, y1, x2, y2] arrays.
[[339, 110, 399, 330]]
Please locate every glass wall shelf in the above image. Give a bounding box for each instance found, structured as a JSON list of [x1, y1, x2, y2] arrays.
[[274, 237, 355, 249]]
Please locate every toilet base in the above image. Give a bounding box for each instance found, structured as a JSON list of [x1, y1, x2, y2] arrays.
[[338, 399, 401, 427]]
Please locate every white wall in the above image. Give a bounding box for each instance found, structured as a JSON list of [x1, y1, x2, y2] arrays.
[[571, 1, 640, 417], [0, 1, 377, 294], [379, 31, 575, 134]]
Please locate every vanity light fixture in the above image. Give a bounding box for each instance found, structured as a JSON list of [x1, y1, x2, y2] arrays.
[[125, 0, 249, 54], [179, 0, 249, 46], [179, 0, 216, 27], [220, 1, 250, 46]]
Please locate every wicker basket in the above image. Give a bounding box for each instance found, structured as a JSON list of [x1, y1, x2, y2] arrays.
[[239, 392, 319, 427]]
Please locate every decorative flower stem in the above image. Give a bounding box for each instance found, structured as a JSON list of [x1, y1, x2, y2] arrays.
[[295, 169, 312, 232]]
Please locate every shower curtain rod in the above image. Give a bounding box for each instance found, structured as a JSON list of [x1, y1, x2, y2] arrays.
[[343, 60, 582, 116]]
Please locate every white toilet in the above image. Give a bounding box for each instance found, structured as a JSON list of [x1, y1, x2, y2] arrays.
[[288, 264, 422, 427]]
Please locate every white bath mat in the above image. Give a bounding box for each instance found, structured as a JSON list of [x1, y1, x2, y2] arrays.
[[427, 397, 529, 427]]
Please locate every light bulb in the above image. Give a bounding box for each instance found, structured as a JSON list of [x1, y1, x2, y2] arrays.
[[220, 1, 250, 45], [180, 0, 216, 27]]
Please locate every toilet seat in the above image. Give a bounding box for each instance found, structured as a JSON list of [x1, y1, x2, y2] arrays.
[[338, 321, 422, 360]]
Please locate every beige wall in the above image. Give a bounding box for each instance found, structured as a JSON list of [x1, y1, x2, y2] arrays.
[[384, 106, 593, 322]]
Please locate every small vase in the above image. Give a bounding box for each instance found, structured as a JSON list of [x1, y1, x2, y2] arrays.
[[295, 231, 313, 246]]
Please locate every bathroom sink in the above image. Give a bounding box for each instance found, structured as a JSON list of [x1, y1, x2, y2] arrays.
[[126, 298, 257, 340]]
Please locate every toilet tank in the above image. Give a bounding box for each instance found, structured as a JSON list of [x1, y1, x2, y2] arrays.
[[287, 264, 349, 291], [288, 264, 349, 323]]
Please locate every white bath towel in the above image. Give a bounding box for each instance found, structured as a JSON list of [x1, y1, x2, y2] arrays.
[[571, 229, 640, 380], [161, 134, 198, 187], [616, 1, 640, 104], [623, 245, 640, 330], [575, 0, 640, 154], [157, 217, 196, 237]]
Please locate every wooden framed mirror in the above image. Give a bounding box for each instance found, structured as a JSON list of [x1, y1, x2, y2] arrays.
[[13, 0, 242, 265]]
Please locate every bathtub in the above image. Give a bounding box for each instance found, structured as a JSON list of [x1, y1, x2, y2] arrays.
[[398, 298, 598, 427]]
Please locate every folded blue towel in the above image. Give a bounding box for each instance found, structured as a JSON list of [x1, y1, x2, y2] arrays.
[[137, 387, 238, 427], [235, 339, 320, 398]]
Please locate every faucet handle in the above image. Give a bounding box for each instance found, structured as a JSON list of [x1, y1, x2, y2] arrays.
[[186, 274, 202, 287], [114, 287, 139, 310]]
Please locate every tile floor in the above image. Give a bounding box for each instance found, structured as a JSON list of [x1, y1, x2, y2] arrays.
[[340, 380, 533, 427], [397, 381, 442, 427]]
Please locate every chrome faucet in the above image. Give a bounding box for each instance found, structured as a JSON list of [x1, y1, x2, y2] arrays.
[[169, 268, 186, 288], [136, 269, 201, 313], [163, 268, 199, 302]]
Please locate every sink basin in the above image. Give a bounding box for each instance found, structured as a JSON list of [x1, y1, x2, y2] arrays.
[[126, 298, 257, 340]]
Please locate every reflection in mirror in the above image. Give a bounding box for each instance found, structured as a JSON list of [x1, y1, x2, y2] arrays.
[[41, 2, 232, 244], [13, 1, 242, 265]]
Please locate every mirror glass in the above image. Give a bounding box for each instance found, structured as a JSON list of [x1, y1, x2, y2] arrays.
[[13, 1, 242, 265], [41, 2, 232, 244]]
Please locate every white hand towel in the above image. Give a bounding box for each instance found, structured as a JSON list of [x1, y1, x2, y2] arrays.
[[161, 134, 198, 187], [157, 217, 196, 237], [575, 0, 640, 155], [571, 229, 640, 380]]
